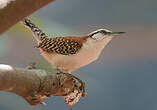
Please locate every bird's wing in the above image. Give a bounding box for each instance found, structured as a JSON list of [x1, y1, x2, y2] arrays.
[[36, 36, 88, 55]]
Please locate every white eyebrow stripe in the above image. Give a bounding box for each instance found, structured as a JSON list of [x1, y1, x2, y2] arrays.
[[88, 29, 112, 36]]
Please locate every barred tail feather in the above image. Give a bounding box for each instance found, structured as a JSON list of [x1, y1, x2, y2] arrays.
[[21, 18, 48, 43]]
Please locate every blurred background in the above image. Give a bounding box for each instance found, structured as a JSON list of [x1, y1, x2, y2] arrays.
[[0, 0, 156, 110]]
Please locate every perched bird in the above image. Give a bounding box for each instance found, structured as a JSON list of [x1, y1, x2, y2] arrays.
[[21, 18, 125, 73]]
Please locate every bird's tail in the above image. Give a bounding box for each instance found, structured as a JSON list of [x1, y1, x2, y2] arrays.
[[21, 18, 48, 43]]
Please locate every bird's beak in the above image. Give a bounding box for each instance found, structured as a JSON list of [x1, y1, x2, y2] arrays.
[[109, 32, 126, 35]]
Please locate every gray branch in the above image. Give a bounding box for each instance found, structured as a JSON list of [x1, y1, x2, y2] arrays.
[[0, 64, 86, 107]]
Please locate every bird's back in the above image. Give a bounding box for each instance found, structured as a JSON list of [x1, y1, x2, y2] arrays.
[[37, 36, 88, 55]]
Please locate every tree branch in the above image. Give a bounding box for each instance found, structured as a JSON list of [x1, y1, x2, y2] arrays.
[[0, 64, 86, 107], [0, 0, 54, 34], [0, 0, 87, 108]]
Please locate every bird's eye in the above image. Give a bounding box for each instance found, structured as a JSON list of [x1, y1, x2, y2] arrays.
[[100, 30, 110, 34], [101, 30, 106, 34]]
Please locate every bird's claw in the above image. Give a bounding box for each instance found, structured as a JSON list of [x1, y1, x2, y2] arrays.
[[27, 62, 37, 69]]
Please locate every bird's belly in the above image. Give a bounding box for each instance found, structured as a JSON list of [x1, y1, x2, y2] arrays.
[[50, 47, 102, 72], [53, 54, 96, 72]]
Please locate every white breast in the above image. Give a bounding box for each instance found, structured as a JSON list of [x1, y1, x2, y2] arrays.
[[40, 36, 113, 73]]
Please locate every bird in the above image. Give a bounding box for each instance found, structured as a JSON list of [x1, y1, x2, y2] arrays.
[[21, 18, 125, 73]]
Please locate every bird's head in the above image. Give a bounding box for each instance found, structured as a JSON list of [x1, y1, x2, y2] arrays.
[[88, 29, 125, 41]]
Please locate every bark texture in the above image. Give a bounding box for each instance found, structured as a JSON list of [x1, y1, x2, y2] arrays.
[[0, 64, 86, 106]]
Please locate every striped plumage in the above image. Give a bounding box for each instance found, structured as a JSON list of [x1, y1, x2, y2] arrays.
[[22, 18, 48, 42], [22, 18, 87, 55], [37, 37, 83, 55], [21, 18, 124, 73]]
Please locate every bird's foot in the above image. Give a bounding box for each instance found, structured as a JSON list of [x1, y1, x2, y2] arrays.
[[27, 62, 37, 69], [56, 68, 63, 73]]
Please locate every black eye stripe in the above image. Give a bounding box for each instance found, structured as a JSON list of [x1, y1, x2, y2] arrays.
[[100, 30, 111, 34], [91, 30, 109, 36]]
